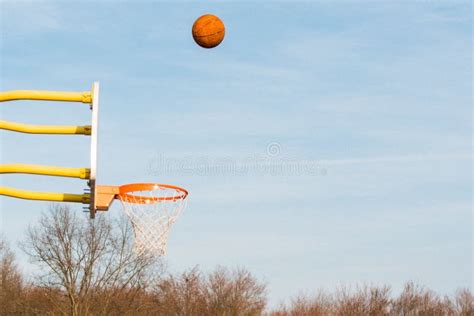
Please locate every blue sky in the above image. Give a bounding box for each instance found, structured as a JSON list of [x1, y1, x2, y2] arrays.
[[1, 0, 472, 306]]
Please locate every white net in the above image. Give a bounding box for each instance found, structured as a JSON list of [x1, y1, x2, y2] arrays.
[[118, 184, 187, 256]]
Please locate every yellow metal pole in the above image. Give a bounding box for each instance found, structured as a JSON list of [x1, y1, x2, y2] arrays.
[[0, 120, 91, 135], [0, 164, 90, 179], [0, 90, 92, 103], [0, 186, 89, 203]]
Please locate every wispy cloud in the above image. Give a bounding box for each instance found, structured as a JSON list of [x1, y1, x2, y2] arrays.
[[318, 153, 473, 166], [1, 2, 62, 34]]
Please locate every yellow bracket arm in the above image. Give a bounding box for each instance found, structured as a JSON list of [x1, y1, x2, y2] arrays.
[[0, 186, 90, 204], [0, 164, 90, 179], [0, 90, 92, 103], [0, 120, 91, 135]]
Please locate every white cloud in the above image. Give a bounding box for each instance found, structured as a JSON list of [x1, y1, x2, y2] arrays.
[[1, 1, 62, 34], [318, 153, 473, 166]]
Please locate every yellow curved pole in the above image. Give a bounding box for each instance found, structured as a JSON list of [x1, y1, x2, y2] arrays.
[[0, 90, 92, 103], [0, 120, 91, 135], [0, 186, 89, 204], [0, 164, 90, 179]]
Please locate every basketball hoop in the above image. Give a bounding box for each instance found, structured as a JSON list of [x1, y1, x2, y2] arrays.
[[94, 183, 188, 256], [0, 82, 190, 257]]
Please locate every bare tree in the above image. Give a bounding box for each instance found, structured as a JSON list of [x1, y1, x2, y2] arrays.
[[391, 281, 455, 315], [151, 266, 267, 315], [21, 205, 162, 316], [0, 237, 24, 314], [333, 285, 391, 316], [269, 292, 333, 316], [269, 282, 471, 316], [454, 288, 473, 316], [152, 266, 208, 315], [205, 266, 267, 315]]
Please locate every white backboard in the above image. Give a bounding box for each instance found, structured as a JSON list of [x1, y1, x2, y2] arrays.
[[89, 82, 99, 218]]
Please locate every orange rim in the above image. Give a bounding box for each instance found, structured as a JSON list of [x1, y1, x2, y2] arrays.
[[118, 183, 188, 204]]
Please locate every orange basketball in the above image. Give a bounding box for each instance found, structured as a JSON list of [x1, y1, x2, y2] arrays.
[[192, 14, 225, 49]]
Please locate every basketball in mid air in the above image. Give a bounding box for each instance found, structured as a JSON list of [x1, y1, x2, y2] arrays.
[[192, 14, 225, 49]]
